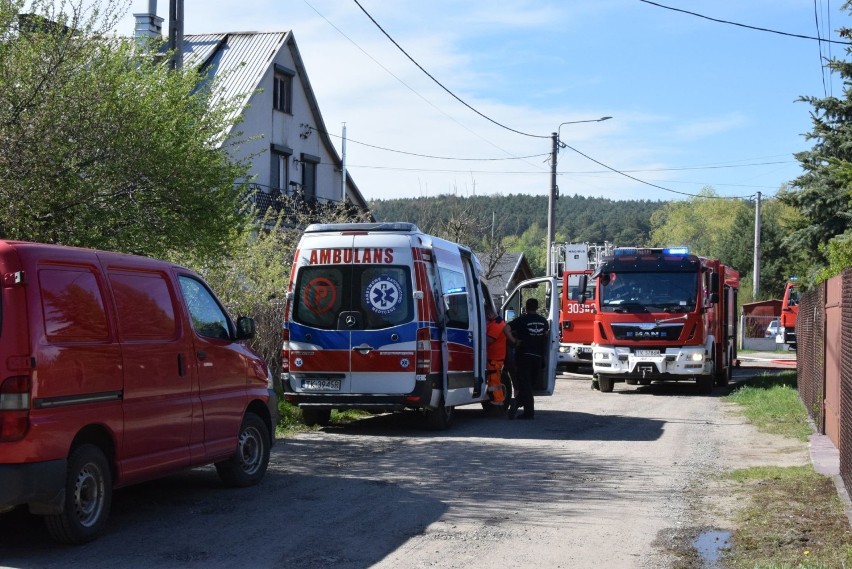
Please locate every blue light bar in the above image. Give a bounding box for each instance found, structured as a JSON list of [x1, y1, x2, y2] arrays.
[[663, 247, 689, 255], [613, 247, 638, 256]]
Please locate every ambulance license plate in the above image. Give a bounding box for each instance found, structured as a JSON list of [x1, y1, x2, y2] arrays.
[[635, 350, 660, 357], [302, 379, 341, 391]]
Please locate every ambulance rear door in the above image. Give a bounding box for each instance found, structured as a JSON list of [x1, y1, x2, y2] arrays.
[[289, 232, 357, 394], [501, 276, 560, 396], [348, 233, 419, 395], [289, 232, 418, 396]]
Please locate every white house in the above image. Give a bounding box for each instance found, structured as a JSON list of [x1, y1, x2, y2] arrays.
[[133, 9, 370, 217]]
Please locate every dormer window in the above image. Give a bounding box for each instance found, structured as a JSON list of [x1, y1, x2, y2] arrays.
[[273, 64, 294, 114]]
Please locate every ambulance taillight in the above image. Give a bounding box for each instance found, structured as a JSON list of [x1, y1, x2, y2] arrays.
[[281, 328, 290, 372], [415, 328, 432, 374]]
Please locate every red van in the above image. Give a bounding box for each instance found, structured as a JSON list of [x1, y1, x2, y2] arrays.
[[0, 241, 277, 543]]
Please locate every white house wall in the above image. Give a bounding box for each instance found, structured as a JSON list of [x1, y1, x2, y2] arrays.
[[221, 34, 347, 204]]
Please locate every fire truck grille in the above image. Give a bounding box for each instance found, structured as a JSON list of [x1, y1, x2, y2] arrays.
[[611, 324, 684, 341]]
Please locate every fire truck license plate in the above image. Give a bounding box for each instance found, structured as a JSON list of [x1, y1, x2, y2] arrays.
[[302, 379, 341, 391], [635, 350, 660, 357]]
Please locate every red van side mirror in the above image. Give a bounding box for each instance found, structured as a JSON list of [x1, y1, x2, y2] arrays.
[[235, 316, 256, 340]]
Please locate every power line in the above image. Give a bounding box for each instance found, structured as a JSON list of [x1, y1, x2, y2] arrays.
[[815, 0, 828, 97], [639, 0, 852, 45], [559, 141, 751, 199], [351, 0, 549, 139], [302, 0, 548, 171], [316, 127, 548, 161], [313, 123, 795, 169], [343, 163, 792, 179]]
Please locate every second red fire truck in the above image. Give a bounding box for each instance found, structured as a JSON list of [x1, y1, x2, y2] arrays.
[[579, 247, 739, 394]]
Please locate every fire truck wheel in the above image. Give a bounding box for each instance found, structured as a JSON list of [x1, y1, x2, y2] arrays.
[[715, 346, 732, 386], [425, 398, 454, 430], [696, 373, 714, 395], [302, 408, 332, 427], [715, 363, 731, 386], [598, 376, 614, 393]]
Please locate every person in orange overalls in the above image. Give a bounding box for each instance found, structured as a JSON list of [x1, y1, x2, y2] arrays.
[[485, 306, 517, 406]]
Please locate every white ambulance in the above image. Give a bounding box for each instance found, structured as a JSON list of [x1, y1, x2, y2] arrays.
[[281, 222, 559, 429]]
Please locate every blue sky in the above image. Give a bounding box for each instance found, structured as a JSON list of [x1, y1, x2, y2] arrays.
[[116, 1, 846, 203]]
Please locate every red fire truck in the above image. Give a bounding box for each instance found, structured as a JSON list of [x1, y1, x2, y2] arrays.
[[778, 279, 799, 350], [580, 247, 739, 394], [553, 243, 613, 373]]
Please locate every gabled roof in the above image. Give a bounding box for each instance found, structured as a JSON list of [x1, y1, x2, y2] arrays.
[[178, 31, 368, 211], [183, 32, 285, 133], [478, 251, 533, 297]]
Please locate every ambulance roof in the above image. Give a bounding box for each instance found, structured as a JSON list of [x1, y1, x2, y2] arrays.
[[304, 222, 422, 234]]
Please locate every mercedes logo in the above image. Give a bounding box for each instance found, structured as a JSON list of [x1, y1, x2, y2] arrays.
[[345, 315, 356, 327]]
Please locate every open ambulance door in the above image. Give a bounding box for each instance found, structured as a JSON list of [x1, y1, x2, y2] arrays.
[[501, 276, 560, 396]]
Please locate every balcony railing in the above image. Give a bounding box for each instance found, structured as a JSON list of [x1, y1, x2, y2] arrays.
[[241, 183, 361, 226]]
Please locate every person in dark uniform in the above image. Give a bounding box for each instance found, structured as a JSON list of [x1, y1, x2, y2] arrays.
[[508, 297, 549, 420]]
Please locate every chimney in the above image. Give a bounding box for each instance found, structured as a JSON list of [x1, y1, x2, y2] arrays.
[[133, 0, 163, 44]]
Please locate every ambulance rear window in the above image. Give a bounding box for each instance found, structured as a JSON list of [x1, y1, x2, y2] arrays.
[[293, 265, 413, 330]]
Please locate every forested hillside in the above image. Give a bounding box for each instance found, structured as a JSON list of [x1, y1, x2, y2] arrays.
[[369, 193, 664, 245]]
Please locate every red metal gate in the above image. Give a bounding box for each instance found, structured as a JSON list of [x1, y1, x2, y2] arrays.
[[825, 278, 842, 446]]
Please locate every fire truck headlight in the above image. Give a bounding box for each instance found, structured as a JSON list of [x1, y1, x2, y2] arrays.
[[689, 352, 704, 362], [594, 351, 609, 361]]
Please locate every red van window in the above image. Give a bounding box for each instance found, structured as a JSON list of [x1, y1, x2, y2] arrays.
[[109, 272, 177, 341], [40, 268, 109, 342]]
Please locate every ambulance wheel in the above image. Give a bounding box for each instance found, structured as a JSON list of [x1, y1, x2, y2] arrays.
[[425, 399, 454, 430], [501, 374, 513, 410], [302, 407, 332, 427], [216, 412, 271, 488], [45, 444, 112, 544], [598, 376, 614, 393]]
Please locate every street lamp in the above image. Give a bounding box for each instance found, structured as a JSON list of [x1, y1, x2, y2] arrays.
[[546, 116, 612, 276]]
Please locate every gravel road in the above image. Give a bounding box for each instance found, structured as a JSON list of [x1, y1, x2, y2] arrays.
[[0, 366, 806, 569]]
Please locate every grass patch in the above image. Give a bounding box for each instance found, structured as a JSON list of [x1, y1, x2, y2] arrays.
[[275, 400, 373, 437], [724, 466, 852, 569], [724, 371, 812, 441], [721, 371, 852, 568]]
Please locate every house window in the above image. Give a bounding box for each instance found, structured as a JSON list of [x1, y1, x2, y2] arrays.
[[271, 144, 291, 192], [273, 65, 294, 114], [301, 153, 319, 201]]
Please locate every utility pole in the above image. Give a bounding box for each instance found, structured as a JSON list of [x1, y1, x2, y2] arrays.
[[753, 191, 761, 300], [546, 131, 558, 276], [168, 0, 183, 70], [340, 123, 346, 203], [545, 116, 612, 276]]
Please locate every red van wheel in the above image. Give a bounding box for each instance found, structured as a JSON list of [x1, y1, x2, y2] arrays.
[[215, 413, 270, 487], [45, 444, 112, 544]]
